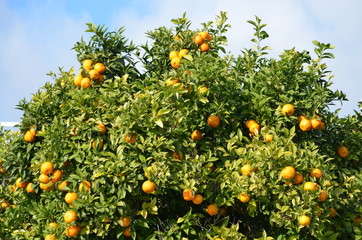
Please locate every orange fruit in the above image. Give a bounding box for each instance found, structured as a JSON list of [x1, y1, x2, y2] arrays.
[[310, 168, 322, 178], [281, 166, 296, 180], [40, 181, 55, 191], [318, 190, 327, 202], [240, 164, 253, 176], [199, 31, 212, 40], [329, 208, 337, 218], [293, 172, 303, 184], [354, 217, 361, 225], [142, 180, 156, 193], [171, 57, 181, 69], [207, 115, 220, 128], [66, 225, 82, 237], [319, 122, 326, 131], [74, 75, 83, 87], [281, 104, 295, 116], [58, 180, 68, 191], [64, 210, 77, 223], [191, 130, 203, 141], [337, 146, 349, 158], [120, 217, 131, 227], [311, 117, 322, 130], [298, 115, 307, 122], [97, 123, 107, 134], [16, 178, 27, 188], [82, 59, 92, 72], [40, 162, 54, 175], [193, 34, 204, 45], [123, 227, 131, 237], [165, 77, 179, 86], [238, 193, 250, 203], [182, 189, 194, 201], [206, 204, 219, 216], [89, 69, 100, 80], [199, 43, 210, 52], [304, 181, 316, 191], [198, 85, 208, 94], [192, 194, 204, 205], [24, 130, 36, 143], [91, 139, 104, 149], [65, 192, 78, 204], [51, 169, 62, 182], [125, 133, 136, 144], [169, 51, 179, 61], [79, 180, 92, 192], [178, 49, 189, 57], [48, 222, 58, 228], [81, 77, 91, 89], [172, 152, 182, 160], [1, 202, 10, 209], [39, 173, 50, 184], [97, 74, 104, 83], [249, 122, 260, 135], [245, 119, 256, 129], [44, 234, 56, 240], [299, 119, 312, 132], [264, 133, 274, 142], [299, 215, 311, 226], [26, 182, 35, 193], [93, 62, 106, 74]]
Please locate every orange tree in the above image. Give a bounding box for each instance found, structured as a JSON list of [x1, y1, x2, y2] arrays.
[[0, 12, 361, 240]]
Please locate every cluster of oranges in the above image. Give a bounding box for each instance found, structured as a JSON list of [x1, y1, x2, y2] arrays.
[[298, 115, 326, 132], [245, 119, 260, 135], [193, 31, 212, 52], [191, 114, 220, 141], [23, 126, 37, 143], [169, 49, 189, 69], [182, 189, 204, 205], [74, 60, 106, 89]]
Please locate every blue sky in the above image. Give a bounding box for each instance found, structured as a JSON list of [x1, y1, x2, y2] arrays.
[[1, 0, 361, 125]]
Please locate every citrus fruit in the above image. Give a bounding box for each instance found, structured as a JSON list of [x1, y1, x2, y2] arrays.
[[206, 204, 219, 216], [281, 166, 296, 180], [191, 130, 202, 141], [64, 210, 77, 223], [142, 180, 156, 193], [182, 189, 194, 201], [192, 194, 204, 205], [238, 193, 250, 203], [299, 215, 311, 226], [281, 104, 294, 116], [207, 115, 220, 128]]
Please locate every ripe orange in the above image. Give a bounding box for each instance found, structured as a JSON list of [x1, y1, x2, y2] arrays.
[[44, 234, 56, 240], [171, 57, 181, 69], [318, 190, 327, 202], [299, 119, 312, 132], [97, 124, 107, 134], [199, 31, 212, 41], [1, 202, 10, 209], [123, 227, 131, 237], [311, 117, 322, 130], [82, 59, 93, 72], [51, 169, 62, 182], [97, 74, 105, 83], [48, 222, 58, 228], [165, 77, 179, 86], [240, 164, 254, 176], [264, 133, 274, 142], [66, 225, 82, 237], [310, 168, 322, 178], [65, 192, 78, 204], [120, 217, 131, 227], [93, 62, 106, 74], [81, 77, 91, 89], [198, 85, 208, 94], [293, 172, 303, 184], [329, 208, 337, 218], [26, 182, 35, 193], [193, 34, 204, 45], [304, 181, 316, 191], [245, 119, 256, 129], [299, 215, 311, 226], [169, 51, 179, 61], [192, 194, 204, 205], [79, 180, 92, 192], [199, 43, 210, 52], [281, 104, 295, 116], [337, 146, 349, 158], [58, 180, 68, 191], [16, 178, 27, 188], [238, 193, 250, 203], [64, 210, 77, 223], [89, 69, 100, 80], [206, 204, 219, 216], [142, 180, 156, 193], [249, 122, 260, 135], [298, 115, 307, 122], [319, 122, 326, 130], [281, 166, 296, 180], [74, 75, 83, 87], [125, 133, 136, 144], [178, 49, 189, 57], [182, 189, 194, 201], [172, 152, 182, 160], [24, 130, 36, 143], [40, 181, 55, 191], [39, 173, 50, 184], [191, 130, 203, 141], [40, 162, 54, 175], [91, 139, 104, 149], [207, 115, 220, 128]]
